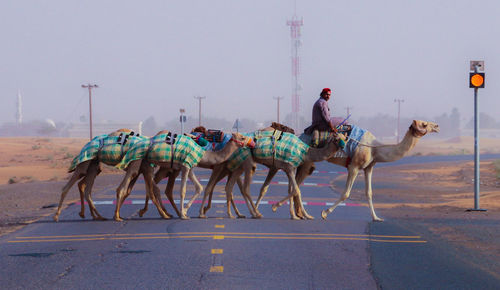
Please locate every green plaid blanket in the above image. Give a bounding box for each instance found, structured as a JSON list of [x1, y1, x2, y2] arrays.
[[251, 130, 309, 168], [68, 134, 148, 172], [226, 147, 252, 171], [116, 133, 205, 170]]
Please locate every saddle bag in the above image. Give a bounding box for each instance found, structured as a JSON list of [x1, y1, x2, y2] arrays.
[[205, 129, 224, 143]]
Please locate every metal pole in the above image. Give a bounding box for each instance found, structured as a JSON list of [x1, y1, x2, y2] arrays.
[[194, 96, 206, 126], [273, 96, 284, 123], [474, 86, 480, 209], [394, 99, 404, 143], [468, 63, 486, 212], [82, 84, 98, 140]]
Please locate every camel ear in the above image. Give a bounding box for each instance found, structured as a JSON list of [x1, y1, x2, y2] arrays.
[[412, 120, 427, 135]]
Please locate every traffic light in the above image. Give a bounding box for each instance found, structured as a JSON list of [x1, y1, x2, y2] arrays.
[[469, 72, 485, 88]]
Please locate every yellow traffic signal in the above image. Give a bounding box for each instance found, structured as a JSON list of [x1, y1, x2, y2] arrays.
[[469, 73, 485, 88]]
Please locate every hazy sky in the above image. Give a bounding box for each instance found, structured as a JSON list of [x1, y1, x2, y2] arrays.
[[1, 0, 499, 126]]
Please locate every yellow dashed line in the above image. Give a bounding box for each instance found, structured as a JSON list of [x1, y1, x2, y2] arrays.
[[215, 225, 225, 229], [216, 204, 224, 208], [215, 217, 224, 220], [210, 266, 224, 272], [216, 210, 223, 214], [211, 249, 223, 254], [217, 194, 225, 198], [213, 235, 224, 240]]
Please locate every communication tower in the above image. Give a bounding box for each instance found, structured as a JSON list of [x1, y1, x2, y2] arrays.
[[287, 14, 303, 130]]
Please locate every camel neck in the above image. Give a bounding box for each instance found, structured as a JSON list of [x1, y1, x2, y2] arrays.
[[199, 141, 239, 166], [305, 141, 338, 163], [374, 130, 420, 162]]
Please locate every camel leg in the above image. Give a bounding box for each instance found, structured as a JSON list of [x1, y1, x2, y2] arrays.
[[184, 169, 204, 211], [83, 161, 106, 220], [239, 167, 262, 218], [232, 175, 248, 218], [224, 171, 240, 219], [141, 162, 171, 219], [255, 167, 278, 208], [164, 170, 182, 217], [292, 164, 315, 220], [53, 164, 88, 222], [321, 167, 359, 220], [178, 167, 190, 219], [199, 165, 227, 218], [271, 169, 305, 220], [77, 178, 86, 218], [364, 164, 383, 222], [114, 160, 142, 221], [140, 166, 171, 216]]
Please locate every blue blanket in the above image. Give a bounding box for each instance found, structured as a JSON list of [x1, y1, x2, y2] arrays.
[[344, 125, 366, 157]]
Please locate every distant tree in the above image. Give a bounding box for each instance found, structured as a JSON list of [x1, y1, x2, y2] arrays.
[[465, 112, 499, 129]]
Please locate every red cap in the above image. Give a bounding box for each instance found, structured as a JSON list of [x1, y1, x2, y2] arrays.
[[321, 88, 331, 95]]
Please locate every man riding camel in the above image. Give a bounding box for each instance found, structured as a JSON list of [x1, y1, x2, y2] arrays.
[[304, 88, 344, 147]]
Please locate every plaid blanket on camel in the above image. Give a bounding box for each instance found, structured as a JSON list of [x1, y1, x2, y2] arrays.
[[68, 134, 148, 172], [251, 130, 309, 168], [116, 133, 205, 170]]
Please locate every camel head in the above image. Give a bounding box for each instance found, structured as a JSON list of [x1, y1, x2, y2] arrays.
[[270, 122, 295, 134], [230, 132, 255, 148], [410, 120, 440, 137]]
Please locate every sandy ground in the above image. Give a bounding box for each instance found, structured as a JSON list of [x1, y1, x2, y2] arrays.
[[0, 136, 499, 274]]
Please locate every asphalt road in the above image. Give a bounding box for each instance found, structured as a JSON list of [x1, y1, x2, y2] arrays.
[[1, 155, 499, 289]]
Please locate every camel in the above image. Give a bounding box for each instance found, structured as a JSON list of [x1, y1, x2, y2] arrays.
[[53, 129, 152, 222], [269, 120, 439, 222], [114, 132, 254, 220]]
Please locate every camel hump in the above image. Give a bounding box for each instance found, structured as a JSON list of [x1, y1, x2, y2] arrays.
[[154, 129, 170, 136], [108, 128, 133, 136]]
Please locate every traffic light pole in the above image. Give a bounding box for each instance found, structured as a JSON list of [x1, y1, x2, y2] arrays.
[[468, 64, 486, 212]]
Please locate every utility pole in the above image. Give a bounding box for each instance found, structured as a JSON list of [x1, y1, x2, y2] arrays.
[[194, 96, 206, 126], [273, 96, 284, 123], [394, 99, 404, 143], [82, 83, 98, 140]]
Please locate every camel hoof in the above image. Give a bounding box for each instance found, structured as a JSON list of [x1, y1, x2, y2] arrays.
[[199, 214, 207, 219], [272, 205, 278, 212], [138, 209, 146, 217], [180, 215, 190, 220], [161, 214, 172, 220], [79, 212, 85, 219], [291, 215, 300, 220], [252, 213, 263, 219], [237, 214, 246, 219], [373, 217, 384, 222], [114, 217, 124, 222], [53, 215, 59, 222], [94, 216, 107, 221], [228, 215, 236, 219], [321, 210, 328, 220], [305, 214, 314, 220]]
